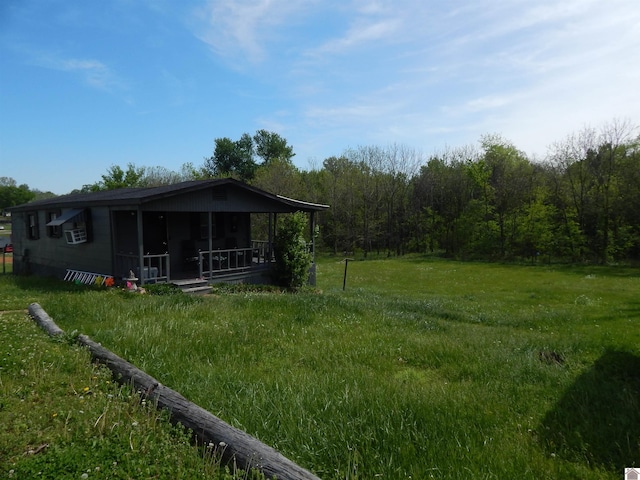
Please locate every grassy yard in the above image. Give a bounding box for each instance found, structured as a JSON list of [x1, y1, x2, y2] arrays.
[[0, 280, 256, 478], [0, 222, 11, 275], [2, 255, 639, 478]]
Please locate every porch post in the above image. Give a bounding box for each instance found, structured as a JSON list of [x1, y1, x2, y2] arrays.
[[268, 213, 273, 261], [136, 207, 145, 285], [109, 209, 117, 276], [271, 213, 277, 261], [207, 211, 213, 277], [309, 211, 316, 262], [164, 212, 171, 282]]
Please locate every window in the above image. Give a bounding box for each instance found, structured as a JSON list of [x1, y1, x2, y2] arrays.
[[46, 211, 62, 238], [27, 212, 39, 240]]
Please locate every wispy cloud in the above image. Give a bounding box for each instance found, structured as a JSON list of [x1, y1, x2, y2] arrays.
[[304, 1, 410, 59], [31, 52, 125, 92], [192, 0, 312, 64], [192, 0, 407, 67], [58, 59, 115, 89], [311, 18, 400, 55]]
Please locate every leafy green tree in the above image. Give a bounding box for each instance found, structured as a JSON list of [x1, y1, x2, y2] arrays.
[[179, 162, 209, 180], [548, 120, 637, 262], [273, 212, 312, 289], [587, 120, 636, 262], [83, 163, 147, 191], [343, 147, 383, 257], [479, 135, 533, 257], [319, 156, 363, 254], [613, 136, 640, 258], [253, 129, 295, 166], [251, 158, 303, 199], [205, 130, 293, 182], [0, 177, 17, 187], [410, 150, 477, 256], [142, 166, 187, 186], [515, 186, 555, 261], [0, 178, 35, 210], [204, 134, 257, 182], [31, 189, 57, 201]]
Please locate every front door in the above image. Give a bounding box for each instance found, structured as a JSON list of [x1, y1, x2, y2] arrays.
[[142, 212, 167, 254]]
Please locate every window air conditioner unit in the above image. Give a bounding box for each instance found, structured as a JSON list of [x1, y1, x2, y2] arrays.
[[65, 228, 87, 245]]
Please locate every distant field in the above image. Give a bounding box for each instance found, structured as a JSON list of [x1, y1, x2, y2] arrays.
[[1, 219, 14, 271], [2, 255, 639, 479], [0, 220, 11, 252]]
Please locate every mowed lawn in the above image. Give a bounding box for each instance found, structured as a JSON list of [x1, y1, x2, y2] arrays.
[[3, 255, 640, 479]]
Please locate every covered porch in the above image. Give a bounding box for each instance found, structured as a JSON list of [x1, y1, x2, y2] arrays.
[[112, 208, 323, 286]]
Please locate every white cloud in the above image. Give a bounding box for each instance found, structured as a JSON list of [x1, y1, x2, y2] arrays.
[[192, 0, 314, 64], [311, 18, 400, 55], [58, 59, 114, 89], [27, 51, 125, 92]]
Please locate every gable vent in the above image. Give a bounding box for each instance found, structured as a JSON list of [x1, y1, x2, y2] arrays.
[[212, 187, 227, 201]]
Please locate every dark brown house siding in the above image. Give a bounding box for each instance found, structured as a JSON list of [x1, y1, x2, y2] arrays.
[[12, 207, 113, 278]]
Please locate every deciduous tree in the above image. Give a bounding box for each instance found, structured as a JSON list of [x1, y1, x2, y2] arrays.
[[0, 178, 35, 210], [253, 130, 295, 166], [83, 163, 147, 191], [204, 134, 257, 182]]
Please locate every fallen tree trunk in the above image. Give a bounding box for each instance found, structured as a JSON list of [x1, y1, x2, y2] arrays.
[[28, 302, 320, 480]]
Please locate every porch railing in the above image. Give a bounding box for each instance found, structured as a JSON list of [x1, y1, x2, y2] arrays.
[[115, 253, 169, 284], [198, 242, 272, 279], [251, 240, 274, 262]]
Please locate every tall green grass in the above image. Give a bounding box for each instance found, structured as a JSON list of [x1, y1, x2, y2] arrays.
[[3, 255, 640, 478], [0, 311, 254, 479]]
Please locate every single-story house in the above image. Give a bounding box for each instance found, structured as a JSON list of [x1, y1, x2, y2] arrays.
[[9, 178, 328, 286]]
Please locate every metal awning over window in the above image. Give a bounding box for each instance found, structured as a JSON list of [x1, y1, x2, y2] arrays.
[[46, 208, 84, 227]]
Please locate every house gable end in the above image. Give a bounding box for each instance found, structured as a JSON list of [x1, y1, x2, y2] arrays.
[[139, 181, 327, 213]]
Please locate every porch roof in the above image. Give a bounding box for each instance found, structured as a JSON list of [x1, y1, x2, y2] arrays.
[[10, 178, 329, 213]]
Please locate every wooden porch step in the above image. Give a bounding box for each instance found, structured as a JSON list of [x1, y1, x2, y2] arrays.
[[171, 278, 212, 295], [181, 286, 213, 295]]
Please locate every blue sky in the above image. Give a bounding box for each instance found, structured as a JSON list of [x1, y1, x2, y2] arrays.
[[1, 0, 639, 194]]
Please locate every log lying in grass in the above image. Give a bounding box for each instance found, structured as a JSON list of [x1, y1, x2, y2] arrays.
[[28, 302, 320, 480]]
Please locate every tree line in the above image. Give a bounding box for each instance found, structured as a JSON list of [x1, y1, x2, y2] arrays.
[[306, 120, 640, 264], [0, 177, 56, 214], [6, 121, 639, 263]]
